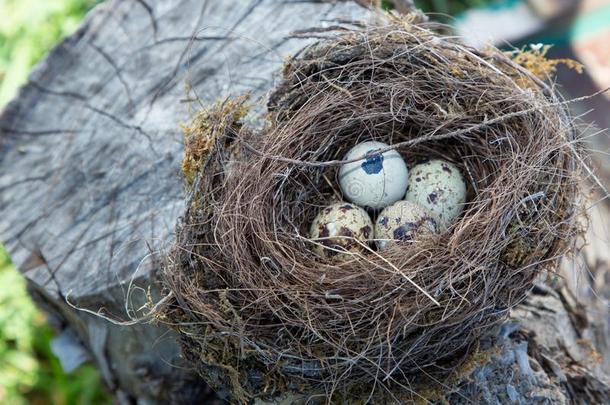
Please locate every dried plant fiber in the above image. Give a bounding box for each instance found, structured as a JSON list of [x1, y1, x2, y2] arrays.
[[160, 14, 582, 404]]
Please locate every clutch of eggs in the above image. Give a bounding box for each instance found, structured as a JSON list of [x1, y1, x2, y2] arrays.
[[374, 201, 438, 250], [309, 202, 373, 259], [405, 159, 467, 230], [339, 141, 408, 210]]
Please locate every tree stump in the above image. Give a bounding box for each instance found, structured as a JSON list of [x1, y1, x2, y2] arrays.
[[0, 0, 608, 403]]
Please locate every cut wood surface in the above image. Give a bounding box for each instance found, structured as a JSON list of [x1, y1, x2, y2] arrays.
[[1, 0, 609, 403], [0, 0, 372, 402]]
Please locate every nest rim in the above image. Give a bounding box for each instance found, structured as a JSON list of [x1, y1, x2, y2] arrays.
[[162, 15, 582, 404]]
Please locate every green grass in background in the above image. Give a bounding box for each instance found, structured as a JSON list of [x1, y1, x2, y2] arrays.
[[415, 0, 496, 16], [0, 247, 110, 405], [0, 0, 100, 105], [0, 0, 108, 403], [382, 0, 501, 19]]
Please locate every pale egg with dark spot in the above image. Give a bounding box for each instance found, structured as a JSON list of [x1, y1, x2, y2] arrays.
[[309, 202, 373, 259], [374, 201, 438, 250], [339, 141, 408, 210], [405, 159, 467, 230]]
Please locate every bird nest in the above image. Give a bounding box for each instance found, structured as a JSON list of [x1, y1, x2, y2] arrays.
[[160, 15, 582, 404]]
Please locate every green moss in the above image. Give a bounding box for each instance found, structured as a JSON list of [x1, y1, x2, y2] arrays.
[[413, 344, 495, 404], [181, 96, 250, 186]]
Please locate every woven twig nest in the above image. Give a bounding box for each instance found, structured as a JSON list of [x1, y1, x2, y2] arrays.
[[161, 15, 582, 404]]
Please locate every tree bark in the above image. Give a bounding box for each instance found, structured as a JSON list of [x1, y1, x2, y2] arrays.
[[0, 0, 608, 403]]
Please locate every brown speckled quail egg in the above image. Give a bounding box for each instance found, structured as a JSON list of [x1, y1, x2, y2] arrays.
[[339, 141, 409, 210], [309, 202, 373, 259], [374, 201, 438, 250], [405, 159, 467, 230]]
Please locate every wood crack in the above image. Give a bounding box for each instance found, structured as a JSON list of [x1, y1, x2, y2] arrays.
[[28, 81, 158, 155], [89, 42, 136, 115], [134, 0, 159, 40]]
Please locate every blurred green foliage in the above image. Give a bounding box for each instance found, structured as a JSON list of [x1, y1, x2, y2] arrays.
[[0, 0, 108, 403], [383, 0, 501, 19], [0, 0, 100, 104], [0, 247, 110, 405], [416, 0, 494, 16]]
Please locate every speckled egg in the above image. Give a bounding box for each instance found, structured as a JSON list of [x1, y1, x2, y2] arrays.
[[339, 141, 409, 210], [405, 159, 467, 229], [374, 201, 438, 250], [309, 202, 373, 258]]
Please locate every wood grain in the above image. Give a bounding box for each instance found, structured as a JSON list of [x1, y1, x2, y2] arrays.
[[0, 0, 371, 402]]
